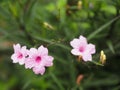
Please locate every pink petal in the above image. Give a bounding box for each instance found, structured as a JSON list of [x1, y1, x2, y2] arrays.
[[86, 44, 96, 54], [33, 66, 45, 75], [21, 46, 27, 52], [44, 56, 54, 67], [21, 46, 28, 56], [38, 45, 48, 56], [25, 58, 35, 69], [11, 54, 18, 63], [21, 46, 26, 49], [82, 52, 92, 61], [71, 49, 81, 56], [79, 35, 87, 43], [70, 39, 81, 49], [19, 58, 25, 65], [13, 44, 21, 53], [30, 48, 37, 53], [29, 48, 38, 56], [79, 36, 88, 45]]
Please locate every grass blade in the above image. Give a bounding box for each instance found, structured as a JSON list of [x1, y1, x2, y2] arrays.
[[87, 16, 120, 40]]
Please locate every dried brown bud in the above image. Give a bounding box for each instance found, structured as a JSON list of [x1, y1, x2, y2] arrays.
[[77, 55, 82, 62], [76, 74, 84, 85]]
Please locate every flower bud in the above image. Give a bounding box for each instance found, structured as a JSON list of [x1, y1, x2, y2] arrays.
[[100, 50, 106, 64]]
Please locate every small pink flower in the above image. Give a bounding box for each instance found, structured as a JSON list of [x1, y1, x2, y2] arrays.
[[70, 35, 96, 61], [11, 43, 28, 65], [25, 45, 54, 75]]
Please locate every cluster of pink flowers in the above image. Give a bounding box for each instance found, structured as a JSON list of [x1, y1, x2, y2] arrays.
[[70, 35, 96, 61], [11, 44, 54, 75], [11, 35, 96, 75]]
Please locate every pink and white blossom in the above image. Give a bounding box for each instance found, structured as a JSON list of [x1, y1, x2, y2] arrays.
[[70, 35, 96, 61], [25, 45, 54, 75], [11, 43, 28, 65]]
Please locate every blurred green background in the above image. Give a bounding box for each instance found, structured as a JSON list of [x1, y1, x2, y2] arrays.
[[0, 0, 120, 90]]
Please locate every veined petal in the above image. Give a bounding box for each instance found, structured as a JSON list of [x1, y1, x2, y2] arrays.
[[29, 48, 38, 56], [25, 58, 35, 69], [21, 46, 26, 50], [70, 39, 81, 49], [19, 58, 25, 65], [11, 54, 18, 63], [33, 66, 45, 75], [21, 46, 28, 56], [13, 44, 21, 53], [38, 45, 48, 56], [82, 52, 92, 61], [79, 35, 87, 42], [71, 49, 81, 56], [21, 46, 27, 52], [44, 56, 54, 67], [79, 35, 87, 44], [86, 44, 96, 54]]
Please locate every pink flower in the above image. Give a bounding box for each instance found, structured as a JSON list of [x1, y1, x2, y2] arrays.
[[70, 35, 96, 61], [11, 44, 28, 65], [25, 45, 54, 75]]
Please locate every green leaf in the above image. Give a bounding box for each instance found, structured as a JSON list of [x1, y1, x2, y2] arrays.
[[84, 75, 119, 87], [106, 40, 115, 54], [87, 16, 120, 40], [50, 73, 64, 90]]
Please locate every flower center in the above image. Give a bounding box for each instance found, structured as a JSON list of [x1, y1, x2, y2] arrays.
[[79, 47, 84, 52], [35, 56, 41, 63], [18, 53, 23, 59]]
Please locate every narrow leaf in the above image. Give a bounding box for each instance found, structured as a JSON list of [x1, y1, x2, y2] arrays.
[[106, 40, 115, 54], [87, 16, 120, 40]]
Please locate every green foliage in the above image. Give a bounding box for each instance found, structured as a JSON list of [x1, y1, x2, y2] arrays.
[[0, 0, 120, 90]]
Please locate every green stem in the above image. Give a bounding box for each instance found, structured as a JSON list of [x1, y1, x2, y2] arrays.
[[50, 73, 64, 90], [91, 61, 104, 66]]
